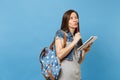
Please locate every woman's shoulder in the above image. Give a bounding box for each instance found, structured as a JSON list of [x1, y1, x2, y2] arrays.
[[55, 29, 65, 38], [56, 29, 64, 33], [55, 29, 64, 35]]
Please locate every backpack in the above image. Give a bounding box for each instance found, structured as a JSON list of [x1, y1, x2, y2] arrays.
[[39, 32, 66, 80]]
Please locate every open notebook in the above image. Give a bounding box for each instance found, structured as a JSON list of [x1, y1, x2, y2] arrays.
[[77, 36, 98, 51]]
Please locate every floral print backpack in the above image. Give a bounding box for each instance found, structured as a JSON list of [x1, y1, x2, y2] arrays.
[[39, 33, 66, 80]]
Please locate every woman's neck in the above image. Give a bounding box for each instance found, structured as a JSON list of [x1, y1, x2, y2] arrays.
[[69, 28, 75, 36]]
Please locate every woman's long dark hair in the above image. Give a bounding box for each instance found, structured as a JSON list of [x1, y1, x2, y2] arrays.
[[61, 9, 80, 35], [60, 9, 82, 47]]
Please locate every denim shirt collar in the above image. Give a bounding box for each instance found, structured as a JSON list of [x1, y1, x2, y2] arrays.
[[67, 32, 73, 37], [65, 31, 74, 42]]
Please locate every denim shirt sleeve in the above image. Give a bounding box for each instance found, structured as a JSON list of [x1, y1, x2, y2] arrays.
[[55, 30, 64, 40], [76, 39, 83, 63], [78, 50, 83, 63]]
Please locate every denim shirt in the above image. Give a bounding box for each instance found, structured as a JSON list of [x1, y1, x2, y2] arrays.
[[55, 30, 83, 61]]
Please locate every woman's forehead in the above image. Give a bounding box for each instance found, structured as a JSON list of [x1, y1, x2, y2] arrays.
[[70, 12, 77, 17]]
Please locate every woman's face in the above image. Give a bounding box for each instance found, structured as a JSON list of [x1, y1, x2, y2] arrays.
[[68, 12, 78, 29]]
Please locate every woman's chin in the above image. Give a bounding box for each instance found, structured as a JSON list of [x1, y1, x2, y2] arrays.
[[70, 25, 78, 29], [74, 26, 78, 28]]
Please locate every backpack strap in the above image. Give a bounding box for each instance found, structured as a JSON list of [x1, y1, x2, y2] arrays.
[[49, 31, 66, 50]]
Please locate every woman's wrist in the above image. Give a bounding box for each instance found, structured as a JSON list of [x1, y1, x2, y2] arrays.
[[73, 40, 78, 46], [82, 50, 87, 55]]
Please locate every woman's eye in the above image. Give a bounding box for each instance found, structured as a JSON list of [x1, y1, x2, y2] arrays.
[[70, 16, 78, 20], [75, 16, 78, 19]]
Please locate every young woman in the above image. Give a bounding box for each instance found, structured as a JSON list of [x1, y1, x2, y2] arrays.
[[54, 9, 91, 80]]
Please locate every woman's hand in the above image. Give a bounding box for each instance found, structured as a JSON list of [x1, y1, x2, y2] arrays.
[[73, 32, 81, 44], [83, 43, 93, 52], [80, 43, 92, 63]]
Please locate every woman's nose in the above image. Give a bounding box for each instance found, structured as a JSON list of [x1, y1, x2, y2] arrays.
[[73, 19, 78, 22]]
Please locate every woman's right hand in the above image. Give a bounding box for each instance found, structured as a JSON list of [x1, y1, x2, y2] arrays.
[[73, 32, 81, 44]]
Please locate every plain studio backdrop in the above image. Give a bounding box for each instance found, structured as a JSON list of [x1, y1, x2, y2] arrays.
[[0, 0, 120, 80]]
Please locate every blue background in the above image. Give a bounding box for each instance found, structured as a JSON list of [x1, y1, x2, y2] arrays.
[[0, 0, 120, 80]]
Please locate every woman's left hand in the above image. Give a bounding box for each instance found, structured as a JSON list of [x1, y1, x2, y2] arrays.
[[83, 43, 93, 52], [80, 43, 93, 64]]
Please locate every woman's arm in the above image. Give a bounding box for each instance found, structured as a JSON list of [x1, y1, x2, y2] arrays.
[[80, 44, 91, 63], [55, 38, 76, 60], [55, 32, 81, 60]]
